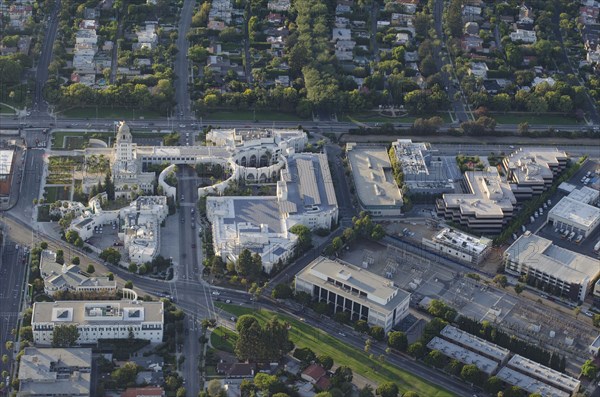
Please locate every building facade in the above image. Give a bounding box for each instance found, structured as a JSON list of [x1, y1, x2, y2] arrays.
[[547, 196, 600, 239], [32, 299, 164, 345], [504, 232, 600, 301], [295, 257, 410, 332], [421, 228, 492, 265]]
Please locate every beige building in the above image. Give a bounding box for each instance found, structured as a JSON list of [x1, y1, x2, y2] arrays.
[[436, 168, 516, 234], [346, 143, 403, 217]]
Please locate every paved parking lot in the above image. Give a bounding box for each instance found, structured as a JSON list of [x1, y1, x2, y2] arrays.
[[87, 222, 122, 251]]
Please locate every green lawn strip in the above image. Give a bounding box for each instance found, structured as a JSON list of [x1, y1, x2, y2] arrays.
[[206, 110, 307, 121], [216, 304, 455, 397], [0, 103, 16, 114], [210, 326, 238, 353], [60, 107, 164, 119], [492, 113, 581, 125], [44, 186, 71, 202], [343, 112, 452, 124]]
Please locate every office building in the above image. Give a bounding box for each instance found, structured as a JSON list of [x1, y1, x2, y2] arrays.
[[346, 143, 403, 217], [18, 347, 92, 397], [496, 355, 580, 397], [207, 153, 338, 273], [391, 139, 455, 194], [548, 196, 600, 239], [32, 299, 164, 345], [421, 228, 492, 265], [436, 168, 516, 234], [39, 249, 116, 295], [502, 148, 568, 200], [295, 257, 410, 332], [504, 232, 600, 301]]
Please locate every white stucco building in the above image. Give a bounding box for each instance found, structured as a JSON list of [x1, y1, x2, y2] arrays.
[[32, 298, 164, 345], [295, 257, 410, 332], [39, 250, 116, 295], [207, 152, 338, 272]]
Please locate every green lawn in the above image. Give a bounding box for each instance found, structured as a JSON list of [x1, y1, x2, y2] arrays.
[[44, 186, 71, 202], [51, 131, 113, 149], [492, 113, 582, 125], [344, 112, 453, 124], [205, 110, 307, 122], [210, 326, 238, 353], [60, 107, 164, 119], [216, 304, 455, 397], [0, 103, 15, 114]]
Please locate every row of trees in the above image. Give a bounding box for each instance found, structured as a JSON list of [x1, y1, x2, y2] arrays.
[[324, 212, 385, 255], [235, 315, 292, 362]]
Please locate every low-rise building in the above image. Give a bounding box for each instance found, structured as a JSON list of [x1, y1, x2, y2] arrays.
[[421, 228, 492, 265], [208, 153, 338, 272], [346, 143, 403, 217], [439, 325, 510, 365], [18, 347, 92, 397], [496, 355, 580, 397], [295, 257, 410, 332], [594, 279, 600, 307], [502, 148, 568, 200], [504, 232, 600, 301], [547, 196, 600, 239], [468, 62, 488, 78], [32, 299, 164, 345], [590, 334, 600, 357], [39, 250, 116, 295], [436, 168, 516, 234], [510, 29, 537, 43], [121, 387, 166, 397], [391, 139, 455, 194], [427, 337, 499, 375]]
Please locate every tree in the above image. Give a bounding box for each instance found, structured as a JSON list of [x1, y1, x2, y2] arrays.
[[331, 366, 353, 386], [86, 264, 95, 274], [388, 331, 408, 352], [210, 256, 225, 276], [272, 283, 293, 299], [124, 280, 133, 289], [236, 249, 261, 279], [593, 314, 600, 328], [129, 263, 138, 273], [581, 359, 598, 378], [370, 224, 385, 240], [111, 361, 139, 385], [5, 341, 13, 351], [376, 382, 399, 397], [254, 373, 278, 392], [514, 284, 524, 294], [19, 326, 33, 342], [318, 355, 334, 370], [40, 242, 48, 249], [369, 326, 385, 341], [55, 249, 64, 265], [207, 379, 224, 397], [100, 248, 121, 265], [408, 342, 425, 358], [293, 347, 316, 363], [425, 350, 446, 368], [493, 275, 508, 288], [52, 324, 80, 347], [290, 224, 313, 253], [359, 385, 375, 397], [484, 376, 504, 394], [354, 320, 370, 334], [331, 236, 343, 252], [71, 257, 80, 265], [176, 388, 187, 397], [401, 393, 419, 397], [1, 355, 7, 364], [460, 364, 483, 384]]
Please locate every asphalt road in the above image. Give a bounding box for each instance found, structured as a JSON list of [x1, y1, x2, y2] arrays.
[[32, 0, 61, 115], [174, 0, 195, 119]]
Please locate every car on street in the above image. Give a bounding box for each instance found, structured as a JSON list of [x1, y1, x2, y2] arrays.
[[338, 332, 346, 337], [212, 291, 220, 296], [585, 311, 594, 317], [225, 299, 231, 303]]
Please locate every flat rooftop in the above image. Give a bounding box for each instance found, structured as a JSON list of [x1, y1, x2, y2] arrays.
[[296, 256, 410, 311], [281, 153, 337, 215], [0, 149, 14, 175], [507, 355, 580, 393], [442, 168, 515, 218], [505, 233, 600, 284], [504, 148, 568, 183], [496, 367, 570, 397], [431, 228, 492, 255], [548, 196, 600, 228], [19, 347, 92, 396], [427, 337, 499, 375], [440, 325, 510, 362], [346, 144, 402, 208], [392, 139, 430, 175], [32, 300, 164, 325], [567, 186, 599, 205]]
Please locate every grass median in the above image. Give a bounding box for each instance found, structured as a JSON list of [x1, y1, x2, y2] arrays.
[[216, 303, 456, 397]]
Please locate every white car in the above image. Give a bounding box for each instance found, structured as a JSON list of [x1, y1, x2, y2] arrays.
[[212, 291, 220, 296]]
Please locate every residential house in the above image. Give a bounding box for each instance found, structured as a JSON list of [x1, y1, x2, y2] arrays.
[[217, 363, 256, 378], [462, 34, 483, 52], [395, 32, 411, 45], [464, 21, 479, 35], [396, 0, 418, 14], [462, 5, 482, 21], [8, 4, 32, 30], [268, 0, 291, 11], [335, 16, 350, 28], [469, 62, 488, 78], [335, 4, 351, 15], [335, 40, 355, 61], [332, 28, 352, 42], [531, 76, 556, 87], [121, 387, 165, 397], [510, 29, 536, 43], [135, 23, 158, 50], [301, 364, 331, 390], [267, 12, 283, 24], [208, 20, 226, 31]]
